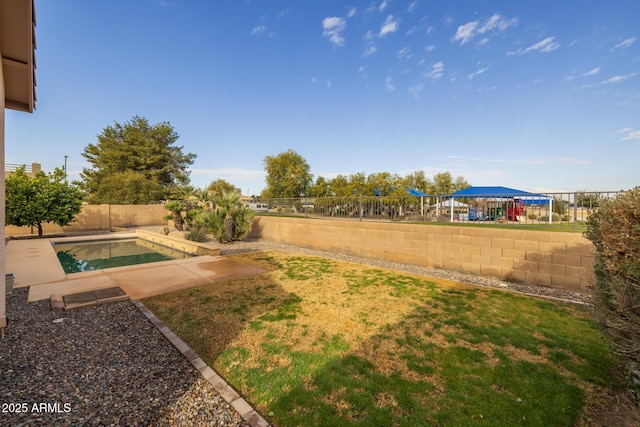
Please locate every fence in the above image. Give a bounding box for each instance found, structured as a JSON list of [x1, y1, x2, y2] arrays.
[[5, 204, 168, 236], [249, 191, 621, 232]]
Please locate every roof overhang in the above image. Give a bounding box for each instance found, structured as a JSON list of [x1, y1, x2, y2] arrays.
[[0, 0, 36, 113]]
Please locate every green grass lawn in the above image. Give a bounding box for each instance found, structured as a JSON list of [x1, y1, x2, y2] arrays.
[[143, 251, 624, 427]]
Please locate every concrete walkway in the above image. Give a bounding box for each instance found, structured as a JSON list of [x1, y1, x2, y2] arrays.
[[6, 235, 265, 302]]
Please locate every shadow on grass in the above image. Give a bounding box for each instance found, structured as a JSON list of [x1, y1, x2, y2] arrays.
[[142, 254, 294, 360], [145, 253, 627, 427]]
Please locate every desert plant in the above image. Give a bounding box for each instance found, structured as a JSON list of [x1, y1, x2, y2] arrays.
[[584, 187, 640, 374], [184, 224, 208, 242], [163, 200, 186, 231], [196, 190, 254, 243], [527, 212, 538, 220]]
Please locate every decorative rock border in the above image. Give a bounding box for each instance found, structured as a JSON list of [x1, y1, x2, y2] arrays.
[[133, 300, 269, 427]]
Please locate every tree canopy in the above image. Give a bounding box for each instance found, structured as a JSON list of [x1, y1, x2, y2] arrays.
[[305, 171, 470, 198], [207, 179, 240, 199], [6, 167, 83, 237], [262, 149, 313, 198], [80, 116, 196, 203]]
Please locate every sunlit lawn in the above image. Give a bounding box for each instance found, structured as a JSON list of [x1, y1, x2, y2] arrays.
[[143, 251, 621, 427]]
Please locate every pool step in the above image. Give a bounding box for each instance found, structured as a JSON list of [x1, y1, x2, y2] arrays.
[[51, 287, 129, 311]]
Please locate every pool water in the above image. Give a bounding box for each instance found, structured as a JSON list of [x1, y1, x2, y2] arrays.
[[52, 238, 193, 274]]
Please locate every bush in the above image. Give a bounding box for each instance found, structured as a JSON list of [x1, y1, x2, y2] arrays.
[[528, 212, 538, 220], [185, 225, 208, 243], [196, 191, 254, 243], [585, 187, 640, 372]]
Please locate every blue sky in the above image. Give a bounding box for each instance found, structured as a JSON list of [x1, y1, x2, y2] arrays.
[[6, 0, 639, 195]]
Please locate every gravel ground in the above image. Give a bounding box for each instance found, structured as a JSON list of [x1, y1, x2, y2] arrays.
[[0, 237, 591, 426], [0, 288, 249, 427]]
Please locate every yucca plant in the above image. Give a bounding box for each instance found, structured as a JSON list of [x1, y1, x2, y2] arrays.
[[196, 190, 254, 243]]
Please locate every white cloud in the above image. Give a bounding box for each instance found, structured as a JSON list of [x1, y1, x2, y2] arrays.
[[468, 66, 489, 80], [611, 37, 636, 51], [408, 1, 419, 12], [251, 25, 267, 36], [363, 30, 375, 42], [424, 62, 444, 81], [507, 36, 560, 55], [379, 1, 388, 12], [347, 7, 357, 18], [408, 83, 424, 98], [424, 44, 435, 52], [385, 76, 395, 92], [601, 73, 637, 84], [452, 13, 518, 45], [325, 80, 333, 88], [397, 46, 412, 59], [363, 46, 378, 57], [379, 15, 399, 37], [618, 128, 640, 142], [452, 21, 478, 45], [582, 67, 601, 76], [322, 16, 347, 46]]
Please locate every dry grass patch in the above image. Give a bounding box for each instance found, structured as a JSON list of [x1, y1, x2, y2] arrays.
[[143, 250, 636, 427]]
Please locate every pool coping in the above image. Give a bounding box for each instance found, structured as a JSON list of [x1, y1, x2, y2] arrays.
[[136, 229, 221, 256]]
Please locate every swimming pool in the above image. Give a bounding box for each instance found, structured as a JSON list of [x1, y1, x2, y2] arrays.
[[52, 238, 193, 274]]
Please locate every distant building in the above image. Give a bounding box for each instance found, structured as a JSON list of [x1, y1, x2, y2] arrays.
[[4, 161, 41, 179]]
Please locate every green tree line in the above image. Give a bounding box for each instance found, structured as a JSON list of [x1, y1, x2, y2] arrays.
[[261, 149, 470, 199]]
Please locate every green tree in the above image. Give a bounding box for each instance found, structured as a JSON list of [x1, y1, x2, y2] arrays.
[[80, 115, 196, 203], [5, 167, 83, 237], [163, 200, 186, 231], [262, 149, 313, 198], [327, 174, 350, 197], [403, 170, 431, 194], [207, 179, 240, 199], [89, 170, 164, 204], [309, 176, 331, 197], [428, 172, 470, 195], [367, 172, 404, 196]]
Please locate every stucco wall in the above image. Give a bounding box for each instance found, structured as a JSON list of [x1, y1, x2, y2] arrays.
[[5, 204, 168, 236], [250, 216, 595, 293]]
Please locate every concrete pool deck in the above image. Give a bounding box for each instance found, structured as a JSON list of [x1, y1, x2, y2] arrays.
[[6, 233, 266, 302]]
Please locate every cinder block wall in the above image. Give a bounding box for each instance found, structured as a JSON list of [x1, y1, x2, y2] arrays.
[[5, 204, 167, 236], [250, 216, 595, 293]]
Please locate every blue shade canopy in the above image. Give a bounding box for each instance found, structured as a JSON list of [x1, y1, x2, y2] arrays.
[[445, 186, 551, 204], [405, 188, 430, 197]]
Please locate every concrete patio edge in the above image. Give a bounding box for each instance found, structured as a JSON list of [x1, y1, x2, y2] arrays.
[[132, 300, 270, 427]]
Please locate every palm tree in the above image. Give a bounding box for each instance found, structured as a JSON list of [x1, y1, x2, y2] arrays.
[[164, 200, 186, 231], [196, 190, 254, 243]]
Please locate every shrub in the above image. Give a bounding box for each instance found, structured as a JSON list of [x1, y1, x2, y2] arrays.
[[552, 213, 560, 222], [185, 225, 208, 243], [528, 212, 538, 220], [584, 187, 640, 373], [196, 191, 254, 243]]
